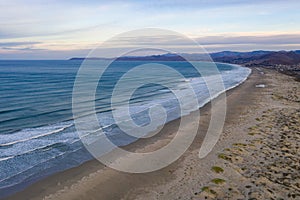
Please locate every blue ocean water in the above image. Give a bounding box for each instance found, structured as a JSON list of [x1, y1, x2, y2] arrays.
[[0, 60, 251, 197]]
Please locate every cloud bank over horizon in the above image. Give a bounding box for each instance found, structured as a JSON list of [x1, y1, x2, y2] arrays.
[[0, 0, 300, 59]]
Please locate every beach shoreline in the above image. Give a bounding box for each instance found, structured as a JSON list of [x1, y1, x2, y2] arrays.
[[5, 67, 299, 199], [3, 65, 253, 200]]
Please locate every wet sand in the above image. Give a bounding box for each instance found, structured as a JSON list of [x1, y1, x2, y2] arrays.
[[5, 67, 299, 200]]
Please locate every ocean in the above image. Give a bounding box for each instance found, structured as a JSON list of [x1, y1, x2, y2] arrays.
[[0, 60, 251, 197]]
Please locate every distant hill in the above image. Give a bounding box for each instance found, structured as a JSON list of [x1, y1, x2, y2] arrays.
[[69, 50, 300, 80], [115, 53, 185, 61], [254, 51, 300, 65], [210, 50, 272, 59], [69, 54, 185, 61], [69, 50, 300, 66], [70, 57, 109, 60], [211, 50, 300, 66], [211, 50, 300, 80]]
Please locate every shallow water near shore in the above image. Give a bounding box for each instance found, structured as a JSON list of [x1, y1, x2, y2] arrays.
[[0, 60, 251, 197]]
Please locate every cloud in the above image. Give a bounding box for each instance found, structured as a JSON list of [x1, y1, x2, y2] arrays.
[[1, 33, 300, 59], [196, 34, 300, 45], [130, 0, 284, 9], [0, 41, 45, 52], [99, 32, 300, 47], [2, 47, 46, 51], [0, 47, 91, 60], [0, 42, 41, 47], [0, 0, 300, 58]]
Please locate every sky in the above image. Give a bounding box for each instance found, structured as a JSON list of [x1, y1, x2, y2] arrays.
[[0, 0, 300, 59]]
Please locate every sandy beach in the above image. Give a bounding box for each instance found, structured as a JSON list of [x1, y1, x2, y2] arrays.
[[5, 67, 299, 200]]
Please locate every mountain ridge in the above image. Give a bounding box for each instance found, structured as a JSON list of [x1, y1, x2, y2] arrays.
[[70, 50, 300, 66]]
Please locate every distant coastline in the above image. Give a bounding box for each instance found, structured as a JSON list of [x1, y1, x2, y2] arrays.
[[69, 50, 300, 65], [70, 50, 300, 80]]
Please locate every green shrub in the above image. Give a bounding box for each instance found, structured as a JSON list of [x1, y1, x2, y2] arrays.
[[211, 178, 226, 184], [211, 166, 224, 173]]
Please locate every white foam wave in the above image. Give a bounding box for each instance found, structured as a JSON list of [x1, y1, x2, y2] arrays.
[[0, 123, 73, 147]]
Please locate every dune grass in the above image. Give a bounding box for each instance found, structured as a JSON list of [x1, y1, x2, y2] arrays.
[[211, 166, 224, 173], [211, 178, 226, 184]]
